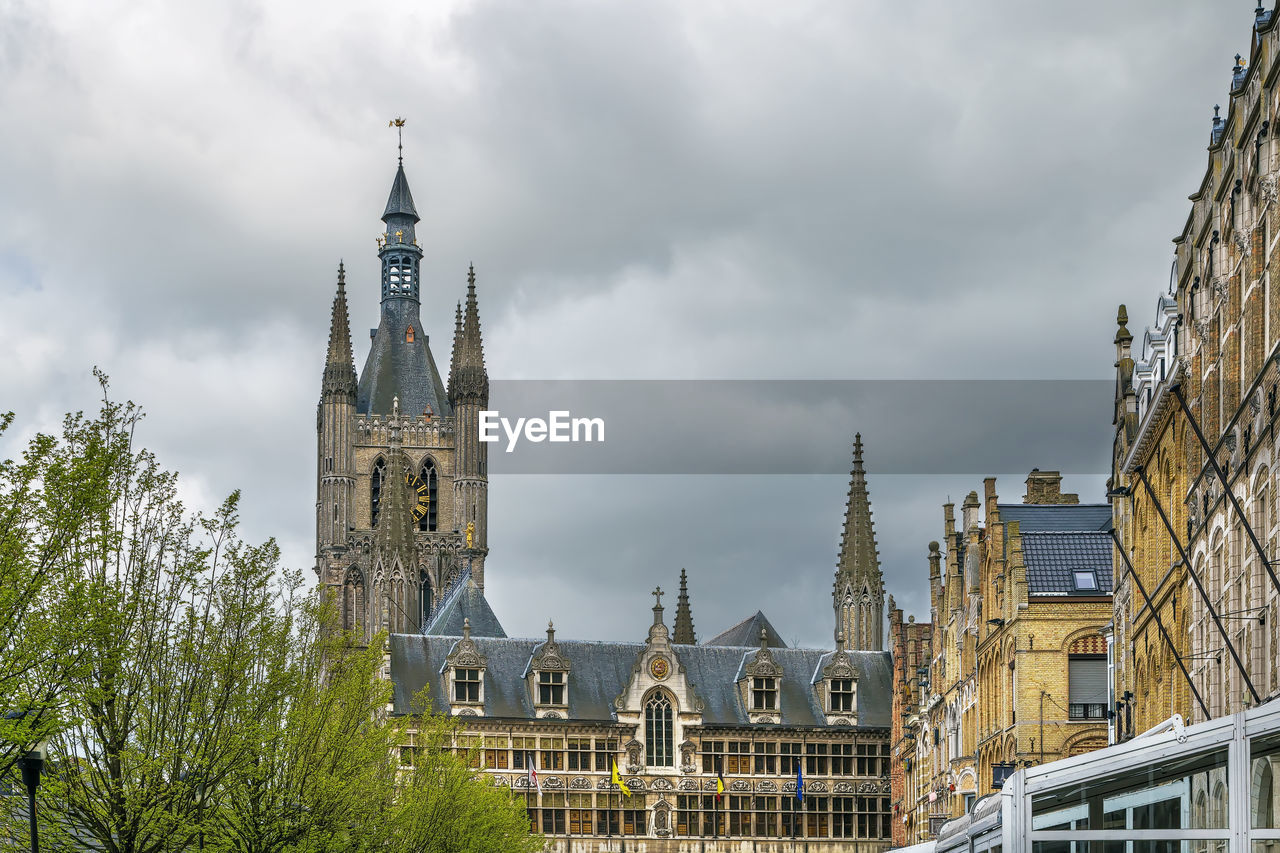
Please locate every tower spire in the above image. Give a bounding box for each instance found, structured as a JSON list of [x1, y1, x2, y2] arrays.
[[673, 568, 696, 644], [833, 432, 885, 650], [322, 262, 357, 400]]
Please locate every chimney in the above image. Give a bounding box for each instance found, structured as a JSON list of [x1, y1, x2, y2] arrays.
[[1023, 469, 1079, 505]]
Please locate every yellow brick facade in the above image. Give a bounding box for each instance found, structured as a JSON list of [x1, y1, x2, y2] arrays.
[[899, 474, 1112, 844]]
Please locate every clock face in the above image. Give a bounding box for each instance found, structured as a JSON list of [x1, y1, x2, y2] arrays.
[[407, 471, 430, 522]]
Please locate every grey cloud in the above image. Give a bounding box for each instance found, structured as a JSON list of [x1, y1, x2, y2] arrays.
[[0, 0, 1253, 646]]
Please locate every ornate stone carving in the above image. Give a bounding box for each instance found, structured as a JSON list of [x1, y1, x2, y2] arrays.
[[650, 778, 674, 791], [678, 778, 698, 791], [1262, 175, 1279, 205], [783, 781, 797, 793], [702, 780, 720, 791], [1235, 226, 1253, 254], [531, 621, 570, 674], [570, 776, 591, 790], [625, 739, 643, 774], [730, 780, 751, 792], [456, 707, 477, 716], [858, 780, 891, 794], [834, 781, 855, 793], [493, 776, 510, 787], [542, 776, 564, 789], [596, 778, 615, 790], [757, 780, 777, 792], [680, 740, 697, 774], [831, 718, 852, 726], [1213, 276, 1229, 302], [625, 778, 645, 790], [653, 800, 672, 836], [808, 780, 828, 793]]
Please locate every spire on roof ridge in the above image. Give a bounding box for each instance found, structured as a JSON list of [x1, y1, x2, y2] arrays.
[[673, 568, 696, 644]]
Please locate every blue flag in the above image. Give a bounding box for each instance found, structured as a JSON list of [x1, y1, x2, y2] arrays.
[[796, 763, 804, 803]]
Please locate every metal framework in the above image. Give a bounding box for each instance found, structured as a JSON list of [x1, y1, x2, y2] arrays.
[[912, 698, 1280, 852]]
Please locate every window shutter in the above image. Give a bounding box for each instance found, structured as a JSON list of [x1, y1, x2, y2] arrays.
[[1069, 656, 1107, 705]]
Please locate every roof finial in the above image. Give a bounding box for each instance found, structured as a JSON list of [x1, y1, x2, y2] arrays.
[[468, 262, 476, 288], [389, 117, 406, 165], [547, 620, 555, 643], [463, 617, 472, 640], [759, 627, 769, 650]]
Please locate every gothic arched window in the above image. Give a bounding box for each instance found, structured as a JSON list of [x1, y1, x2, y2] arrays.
[[343, 567, 365, 634], [645, 692, 674, 767], [418, 459, 439, 532], [371, 457, 386, 528]]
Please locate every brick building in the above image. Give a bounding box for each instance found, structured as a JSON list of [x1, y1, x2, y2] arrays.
[[898, 474, 1114, 844], [887, 599, 931, 846]]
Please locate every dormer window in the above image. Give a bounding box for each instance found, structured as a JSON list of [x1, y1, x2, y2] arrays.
[[454, 668, 481, 703], [530, 621, 570, 716], [538, 671, 565, 705], [751, 676, 778, 711], [830, 678, 855, 713], [444, 618, 486, 715], [820, 635, 859, 725], [742, 628, 783, 722]]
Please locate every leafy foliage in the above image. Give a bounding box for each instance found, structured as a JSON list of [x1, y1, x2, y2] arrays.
[[1, 381, 537, 853]]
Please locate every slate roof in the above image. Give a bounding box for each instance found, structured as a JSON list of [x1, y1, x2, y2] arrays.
[[1020, 531, 1114, 596], [704, 611, 788, 648], [997, 503, 1112, 533], [389, 634, 891, 729], [383, 162, 420, 221], [356, 299, 452, 417], [424, 579, 507, 638]]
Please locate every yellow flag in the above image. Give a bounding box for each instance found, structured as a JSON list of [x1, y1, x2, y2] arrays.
[[612, 759, 632, 796]]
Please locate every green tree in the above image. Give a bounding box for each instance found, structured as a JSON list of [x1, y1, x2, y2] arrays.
[[29, 390, 293, 853], [382, 713, 541, 853], [0, 376, 134, 775], [204, 595, 404, 853]]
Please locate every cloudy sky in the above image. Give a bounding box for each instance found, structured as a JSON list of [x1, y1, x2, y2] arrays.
[[0, 0, 1260, 647]]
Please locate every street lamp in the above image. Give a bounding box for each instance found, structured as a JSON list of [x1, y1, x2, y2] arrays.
[[16, 737, 50, 853]]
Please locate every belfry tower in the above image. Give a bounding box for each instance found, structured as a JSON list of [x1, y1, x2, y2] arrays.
[[833, 433, 885, 650], [315, 149, 490, 640]]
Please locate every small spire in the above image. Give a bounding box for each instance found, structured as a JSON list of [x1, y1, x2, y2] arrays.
[[835, 431, 884, 650], [673, 569, 696, 644], [322, 262, 357, 399], [652, 586, 665, 627], [449, 266, 489, 405], [463, 617, 472, 640], [547, 620, 556, 643], [759, 627, 769, 650]]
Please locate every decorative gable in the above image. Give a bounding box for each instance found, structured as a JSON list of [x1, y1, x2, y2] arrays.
[[529, 621, 570, 718], [819, 634, 859, 726], [444, 618, 487, 716], [740, 628, 784, 723], [614, 588, 704, 774]]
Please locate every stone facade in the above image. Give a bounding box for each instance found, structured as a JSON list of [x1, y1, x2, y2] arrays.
[[1110, 300, 1197, 738], [1150, 6, 1280, 723], [315, 155, 897, 851], [315, 162, 489, 640]]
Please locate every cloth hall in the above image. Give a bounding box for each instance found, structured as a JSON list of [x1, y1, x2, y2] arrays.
[[314, 152, 895, 852]]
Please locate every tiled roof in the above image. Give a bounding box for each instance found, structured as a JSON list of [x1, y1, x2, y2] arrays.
[[424, 579, 507, 638], [997, 503, 1112, 533], [704, 611, 787, 648], [389, 634, 891, 729], [1020, 531, 1114, 596]]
